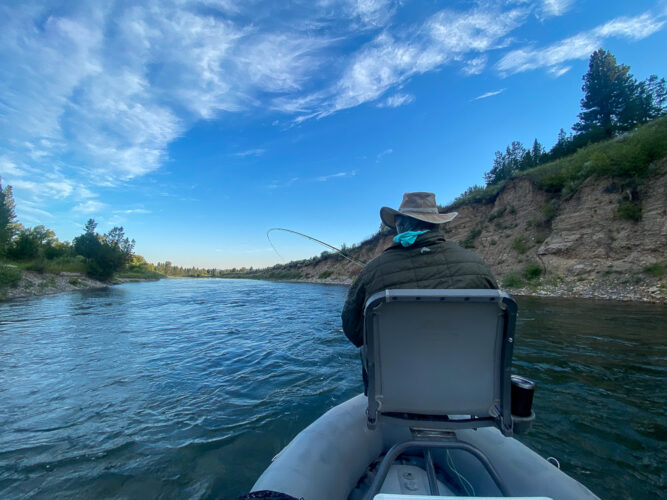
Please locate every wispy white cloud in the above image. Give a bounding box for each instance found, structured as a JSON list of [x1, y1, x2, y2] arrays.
[[537, 0, 574, 20], [266, 177, 300, 190], [548, 65, 571, 77], [313, 6, 528, 117], [15, 201, 54, 219], [376, 148, 393, 162], [0, 157, 22, 178], [113, 208, 152, 214], [497, 10, 665, 76], [1, 0, 664, 214], [377, 93, 415, 108], [315, 171, 356, 182], [267, 169, 357, 189], [462, 55, 487, 75], [233, 148, 266, 158], [472, 88, 506, 101], [73, 200, 107, 214]]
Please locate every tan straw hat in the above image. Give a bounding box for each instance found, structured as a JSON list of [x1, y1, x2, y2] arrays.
[[380, 192, 457, 228]]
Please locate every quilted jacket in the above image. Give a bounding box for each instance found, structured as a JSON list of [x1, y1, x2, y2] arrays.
[[341, 231, 497, 347]]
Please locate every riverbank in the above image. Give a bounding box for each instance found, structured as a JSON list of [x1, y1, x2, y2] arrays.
[[272, 275, 666, 304], [0, 267, 162, 301], [2, 268, 664, 304]]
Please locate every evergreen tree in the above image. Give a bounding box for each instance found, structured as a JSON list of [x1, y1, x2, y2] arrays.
[[573, 49, 665, 137], [573, 49, 635, 136], [0, 179, 18, 255], [73, 219, 135, 281], [531, 139, 545, 166], [484, 141, 527, 185], [84, 218, 97, 234]]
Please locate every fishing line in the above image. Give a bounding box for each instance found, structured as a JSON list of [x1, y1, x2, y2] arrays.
[[266, 228, 366, 268]]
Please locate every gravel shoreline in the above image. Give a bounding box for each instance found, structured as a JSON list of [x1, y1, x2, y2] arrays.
[[278, 276, 666, 304], [0, 270, 160, 301], [2, 271, 664, 304]]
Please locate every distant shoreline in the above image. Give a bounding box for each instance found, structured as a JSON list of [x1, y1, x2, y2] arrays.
[[1, 271, 663, 305]]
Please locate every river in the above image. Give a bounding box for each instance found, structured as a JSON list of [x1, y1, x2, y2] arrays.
[[0, 279, 665, 499]]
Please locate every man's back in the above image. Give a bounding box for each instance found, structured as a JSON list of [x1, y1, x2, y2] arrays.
[[341, 230, 497, 347]]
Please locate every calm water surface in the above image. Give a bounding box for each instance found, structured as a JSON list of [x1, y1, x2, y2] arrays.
[[0, 279, 665, 499]]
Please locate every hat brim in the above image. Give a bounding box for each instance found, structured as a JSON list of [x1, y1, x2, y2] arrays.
[[380, 207, 458, 228]]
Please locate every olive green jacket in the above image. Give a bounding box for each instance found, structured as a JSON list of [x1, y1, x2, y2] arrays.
[[341, 231, 497, 347]]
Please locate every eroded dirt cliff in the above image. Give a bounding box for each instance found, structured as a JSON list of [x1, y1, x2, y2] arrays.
[[290, 158, 667, 303]]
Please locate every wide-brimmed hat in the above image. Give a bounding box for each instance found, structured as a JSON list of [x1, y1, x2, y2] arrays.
[[380, 192, 457, 228]]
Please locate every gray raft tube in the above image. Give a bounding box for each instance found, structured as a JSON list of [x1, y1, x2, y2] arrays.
[[251, 395, 600, 500]]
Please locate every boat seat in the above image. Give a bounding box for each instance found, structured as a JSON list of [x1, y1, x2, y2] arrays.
[[361, 289, 520, 499]]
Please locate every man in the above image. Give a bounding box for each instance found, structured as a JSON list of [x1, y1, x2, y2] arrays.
[[341, 192, 497, 348]]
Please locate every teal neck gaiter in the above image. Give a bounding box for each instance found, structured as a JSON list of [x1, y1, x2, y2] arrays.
[[393, 230, 430, 247]]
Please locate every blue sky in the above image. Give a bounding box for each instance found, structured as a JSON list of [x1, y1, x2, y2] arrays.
[[1, 0, 666, 268]]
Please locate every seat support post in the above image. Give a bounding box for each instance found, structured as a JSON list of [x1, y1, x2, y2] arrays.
[[424, 448, 439, 495]]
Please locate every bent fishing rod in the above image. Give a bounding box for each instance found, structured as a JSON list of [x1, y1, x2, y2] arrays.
[[266, 228, 367, 268]]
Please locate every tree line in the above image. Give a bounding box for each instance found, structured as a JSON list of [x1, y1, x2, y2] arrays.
[[484, 49, 666, 186], [0, 183, 136, 281], [0, 187, 264, 281]]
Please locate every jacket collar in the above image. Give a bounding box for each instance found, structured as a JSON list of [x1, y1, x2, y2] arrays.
[[386, 230, 445, 251]]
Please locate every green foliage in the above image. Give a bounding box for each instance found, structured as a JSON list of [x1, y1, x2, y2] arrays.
[[444, 184, 502, 211], [68, 277, 81, 286], [318, 270, 333, 279], [44, 241, 73, 260], [541, 202, 557, 224], [25, 258, 47, 274], [643, 262, 665, 277], [0, 182, 18, 256], [6, 229, 41, 260], [521, 116, 667, 193], [487, 207, 506, 221], [617, 200, 642, 221], [502, 272, 523, 288], [523, 263, 543, 280], [476, 50, 666, 197], [461, 227, 482, 249], [511, 237, 529, 254], [574, 49, 665, 136], [73, 220, 135, 281], [0, 264, 22, 287], [116, 268, 165, 280]]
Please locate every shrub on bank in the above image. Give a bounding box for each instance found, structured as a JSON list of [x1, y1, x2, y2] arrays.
[[0, 264, 22, 287], [502, 272, 523, 288], [523, 263, 543, 280]]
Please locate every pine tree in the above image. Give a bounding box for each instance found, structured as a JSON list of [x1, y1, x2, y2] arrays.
[[574, 49, 638, 137], [0, 179, 18, 255], [531, 139, 545, 166]]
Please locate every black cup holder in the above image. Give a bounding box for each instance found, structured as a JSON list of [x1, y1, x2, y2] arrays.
[[511, 375, 536, 434]]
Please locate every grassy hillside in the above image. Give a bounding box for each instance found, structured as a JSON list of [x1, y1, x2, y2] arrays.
[[444, 116, 667, 212]]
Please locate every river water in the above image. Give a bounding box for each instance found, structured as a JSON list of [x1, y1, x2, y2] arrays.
[[0, 279, 664, 499]]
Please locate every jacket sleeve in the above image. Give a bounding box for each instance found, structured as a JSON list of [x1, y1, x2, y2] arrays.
[[341, 274, 367, 348]]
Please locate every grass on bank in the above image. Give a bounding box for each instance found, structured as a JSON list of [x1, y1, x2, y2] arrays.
[[0, 263, 22, 288], [443, 116, 667, 211], [13, 256, 87, 274], [115, 266, 165, 280]]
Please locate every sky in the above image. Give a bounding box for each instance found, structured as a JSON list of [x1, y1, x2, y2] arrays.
[[1, 0, 666, 269]]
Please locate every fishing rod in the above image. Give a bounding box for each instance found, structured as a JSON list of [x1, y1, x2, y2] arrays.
[[266, 228, 367, 268]]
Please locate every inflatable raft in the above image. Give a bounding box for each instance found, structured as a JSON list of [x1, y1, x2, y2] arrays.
[[246, 290, 600, 500]]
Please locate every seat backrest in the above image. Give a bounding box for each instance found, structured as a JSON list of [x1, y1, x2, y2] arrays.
[[363, 289, 517, 436]]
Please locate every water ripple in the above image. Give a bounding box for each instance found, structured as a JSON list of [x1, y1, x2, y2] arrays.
[[0, 282, 665, 499]]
